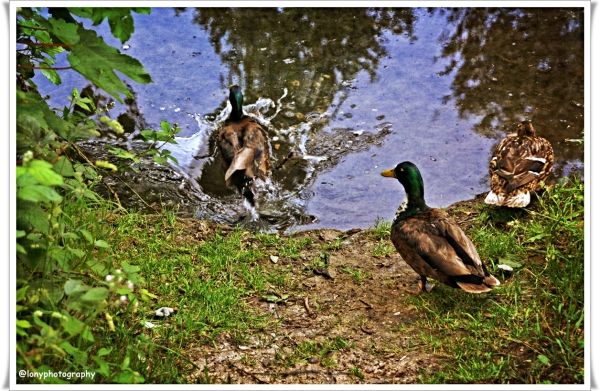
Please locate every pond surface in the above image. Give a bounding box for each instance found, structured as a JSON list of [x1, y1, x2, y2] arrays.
[[34, 7, 585, 232]]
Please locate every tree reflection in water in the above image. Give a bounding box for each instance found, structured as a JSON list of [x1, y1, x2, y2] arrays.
[[431, 7, 583, 168]]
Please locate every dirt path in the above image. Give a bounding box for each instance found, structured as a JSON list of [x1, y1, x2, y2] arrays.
[[181, 195, 488, 384]]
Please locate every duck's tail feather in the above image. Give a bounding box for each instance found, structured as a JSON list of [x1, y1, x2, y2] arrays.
[[485, 190, 530, 208], [455, 281, 492, 293]]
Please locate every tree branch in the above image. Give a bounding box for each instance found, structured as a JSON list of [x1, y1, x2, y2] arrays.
[[17, 40, 73, 47], [17, 65, 73, 70]]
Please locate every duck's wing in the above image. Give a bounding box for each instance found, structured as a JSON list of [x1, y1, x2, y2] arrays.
[[224, 147, 256, 182], [240, 120, 269, 178], [395, 211, 479, 279], [491, 136, 553, 193], [218, 126, 242, 187]]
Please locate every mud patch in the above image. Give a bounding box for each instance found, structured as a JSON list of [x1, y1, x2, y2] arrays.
[[171, 222, 452, 384]]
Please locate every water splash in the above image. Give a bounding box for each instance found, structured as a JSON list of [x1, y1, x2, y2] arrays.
[[156, 89, 328, 232]]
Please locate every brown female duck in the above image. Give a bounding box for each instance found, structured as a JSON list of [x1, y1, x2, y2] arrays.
[[218, 85, 269, 205], [381, 162, 500, 294], [485, 120, 554, 207]]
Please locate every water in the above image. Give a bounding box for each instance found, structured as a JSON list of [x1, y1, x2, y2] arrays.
[[31, 7, 585, 232]]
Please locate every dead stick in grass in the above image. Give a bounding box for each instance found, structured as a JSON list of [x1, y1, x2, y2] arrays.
[[304, 296, 312, 316], [232, 364, 270, 384], [349, 305, 371, 311], [360, 324, 373, 334], [359, 299, 373, 309]]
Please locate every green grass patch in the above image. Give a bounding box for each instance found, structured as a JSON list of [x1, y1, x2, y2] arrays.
[[410, 177, 584, 384]]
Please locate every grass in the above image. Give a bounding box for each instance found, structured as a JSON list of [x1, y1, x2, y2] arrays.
[[338, 265, 367, 285], [410, 177, 585, 384], [18, 174, 584, 384], [100, 217, 316, 382]]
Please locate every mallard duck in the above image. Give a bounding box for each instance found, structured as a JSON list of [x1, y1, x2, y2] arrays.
[[217, 85, 269, 206], [381, 162, 500, 294], [485, 121, 554, 207]]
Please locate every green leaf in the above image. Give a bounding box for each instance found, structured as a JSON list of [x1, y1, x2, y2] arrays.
[[67, 27, 152, 103], [64, 279, 87, 295], [108, 12, 134, 44], [537, 354, 550, 365], [16, 243, 27, 254], [112, 369, 137, 384], [17, 184, 62, 203], [53, 156, 75, 177], [153, 156, 167, 164], [262, 294, 281, 303], [16, 319, 32, 329], [60, 341, 88, 366], [526, 233, 547, 243], [497, 255, 524, 270], [17, 90, 71, 139], [17, 286, 29, 302], [98, 347, 113, 357], [16, 326, 29, 337], [160, 120, 171, 133], [41, 68, 62, 85], [95, 160, 118, 171], [81, 287, 109, 302], [79, 229, 93, 243], [60, 311, 94, 341], [139, 288, 156, 301], [17, 200, 50, 233], [66, 246, 86, 258], [48, 17, 80, 44], [60, 314, 85, 336], [28, 160, 64, 186], [66, 124, 101, 142], [94, 239, 110, 248], [68, 8, 150, 43], [92, 356, 110, 378], [121, 355, 131, 370], [106, 146, 140, 162], [51, 247, 74, 271], [167, 154, 179, 165], [121, 261, 140, 274]]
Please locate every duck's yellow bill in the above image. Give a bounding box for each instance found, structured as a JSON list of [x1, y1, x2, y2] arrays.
[[380, 169, 396, 178]]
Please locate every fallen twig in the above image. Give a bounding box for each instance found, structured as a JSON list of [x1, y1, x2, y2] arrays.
[[360, 324, 374, 334], [273, 151, 294, 172], [304, 296, 312, 316], [349, 305, 371, 311], [232, 363, 270, 384], [359, 299, 373, 309]]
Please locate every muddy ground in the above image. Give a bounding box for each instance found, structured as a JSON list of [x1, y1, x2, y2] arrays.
[[168, 193, 491, 384]]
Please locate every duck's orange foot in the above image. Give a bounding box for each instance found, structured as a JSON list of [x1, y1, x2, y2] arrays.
[[405, 279, 435, 294]]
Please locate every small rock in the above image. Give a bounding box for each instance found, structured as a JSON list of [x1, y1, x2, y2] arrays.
[[155, 307, 174, 317], [270, 255, 279, 264], [309, 355, 320, 364]]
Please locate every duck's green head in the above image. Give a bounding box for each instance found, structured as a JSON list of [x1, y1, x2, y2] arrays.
[[381, 161, 428, 214], [228, 84, 244, 121]]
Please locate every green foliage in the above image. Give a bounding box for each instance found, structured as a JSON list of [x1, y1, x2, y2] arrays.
[[369, 216, 391, 240], [67, 27, 152, 103], [18, 7, 153, 103], [15, 7, 181, 384], [68, 8, 151, 44], [415, 177, 584, 384]]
